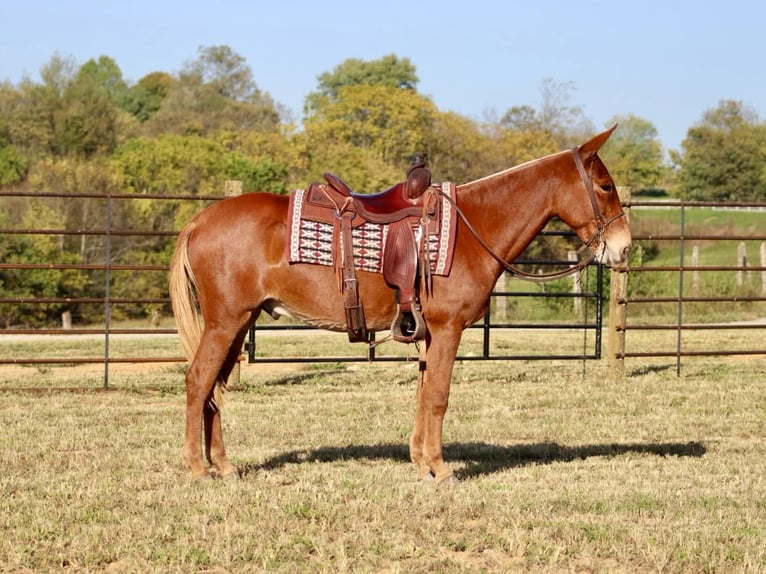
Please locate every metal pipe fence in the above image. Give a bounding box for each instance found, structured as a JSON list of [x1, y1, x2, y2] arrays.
[[612, 199, 766, 374], [2, 189, 764, 385], [0, 188, 605, 386]]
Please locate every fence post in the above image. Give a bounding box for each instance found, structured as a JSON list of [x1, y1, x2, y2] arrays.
[[568, 250, 581, 318], [104, 194, 112, 389], [607, 187, 631, 377], [737, 242, 747, 287], [494, 272, 507, 321], [225, 181, 244, 387], [761, 242, 766, 296], [692, 245, 700, 294]]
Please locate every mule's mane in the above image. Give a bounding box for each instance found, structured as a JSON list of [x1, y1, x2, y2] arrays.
[[462, 148, 570, 187]]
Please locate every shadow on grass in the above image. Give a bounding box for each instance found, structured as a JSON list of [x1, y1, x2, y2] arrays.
[[241, 440, 706, 479], [627, 364, 677, 377]]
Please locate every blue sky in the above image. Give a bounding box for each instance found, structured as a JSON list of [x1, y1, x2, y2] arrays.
[[1, 0, 763, 152]]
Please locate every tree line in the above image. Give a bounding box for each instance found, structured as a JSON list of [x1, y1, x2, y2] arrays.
[[0, 46, 764, 327]]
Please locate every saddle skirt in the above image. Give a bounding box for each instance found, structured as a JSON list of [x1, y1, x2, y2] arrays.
[[286, 181, 457, 278]]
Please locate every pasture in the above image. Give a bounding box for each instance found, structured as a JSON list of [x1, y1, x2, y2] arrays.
[[0, 330, 764, 572]]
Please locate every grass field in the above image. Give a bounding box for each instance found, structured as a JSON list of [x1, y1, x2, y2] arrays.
[[0, 330, 764, 573], [1, 205, 763, 571]]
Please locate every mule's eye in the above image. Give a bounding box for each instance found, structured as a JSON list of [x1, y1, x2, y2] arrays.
[[600, 183, 614, 193]]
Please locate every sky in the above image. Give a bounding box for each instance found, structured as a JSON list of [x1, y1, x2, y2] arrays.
[[1, 0, 764, 152]]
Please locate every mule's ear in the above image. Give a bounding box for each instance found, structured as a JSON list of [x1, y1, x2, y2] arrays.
[[578, 124, 618, 159]]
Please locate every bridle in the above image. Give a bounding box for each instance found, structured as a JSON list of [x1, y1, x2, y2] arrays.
[[438, 148, 626, 282]]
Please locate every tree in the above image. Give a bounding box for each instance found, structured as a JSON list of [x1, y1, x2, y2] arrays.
[[1, 54, 77, 158], [675, 100, 766, 201], [182, 45, 259, 102], [305, 54, 419, 115], [425, 111, 494, 183], [56, 69, 123, 157], [501, 78, 594, 149], [126, 72, 173, 122], [144, 45, 280, 136], [76, 55, 130, 110], [302, 84, 437, 188], [0, 144, 27, 186], [599, 114, 664, 191]]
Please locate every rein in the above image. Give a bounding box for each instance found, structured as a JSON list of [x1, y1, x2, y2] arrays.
[[438, 148, 625, 283]]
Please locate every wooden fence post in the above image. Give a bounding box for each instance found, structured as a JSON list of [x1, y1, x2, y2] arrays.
[[494, 272, 507, 321], [568, 250, 581, 318], [737, 242, 747, 287], [761, 242, 766, 296], [607, 187, 631, 377], [692, 245, 700, 294]]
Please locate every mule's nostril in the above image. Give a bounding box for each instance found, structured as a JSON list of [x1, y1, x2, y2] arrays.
[[622, 244, 632, 259]]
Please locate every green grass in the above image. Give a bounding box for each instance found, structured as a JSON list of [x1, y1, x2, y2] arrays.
[[0, 331, 764, 572]]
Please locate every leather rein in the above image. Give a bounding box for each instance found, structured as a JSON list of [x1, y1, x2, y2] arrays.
[[437, 148, 625, 283]]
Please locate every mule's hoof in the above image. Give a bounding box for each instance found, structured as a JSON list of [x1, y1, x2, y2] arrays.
[[219, 468, 240, 481], [191, 472, 213, 483], [436, 474, 460, 486], [420, 472, 435, 484]]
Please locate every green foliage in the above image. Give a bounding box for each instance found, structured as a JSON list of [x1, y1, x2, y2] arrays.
[[126, 72, 172, 122], [112, 134, 287, 196], [143, 46, 280, 137], [600, 114, 664, 191], [306, 54, 418, 114], [224, 154, 288, 194], [76, 55, 130, 109], [182, 45, 260, 102], [425, 111, 495, 183], [675, 100, 766, 201], [0, 202, 88, 327], [0, 144, 27, 185], [0, 47, 763, 330], [303, 84, 436, 182], [56, 71, 122, 157], [502, 78, 594, 148]]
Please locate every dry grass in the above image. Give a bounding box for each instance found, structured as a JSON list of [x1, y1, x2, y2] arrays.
[[0, 332, 764, 573]]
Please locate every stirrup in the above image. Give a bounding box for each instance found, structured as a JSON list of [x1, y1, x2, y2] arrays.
[[390, 303, 426, 343]]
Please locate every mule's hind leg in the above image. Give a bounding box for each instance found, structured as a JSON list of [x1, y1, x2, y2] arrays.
[[202, 325, 250, 479], [184, 317, 249, 480]]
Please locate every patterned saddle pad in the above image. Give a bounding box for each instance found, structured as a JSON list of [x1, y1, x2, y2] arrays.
[[286, 182, 457, 277]]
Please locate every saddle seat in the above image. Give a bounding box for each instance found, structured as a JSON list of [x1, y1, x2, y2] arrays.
[[323, 162, 432, 223]]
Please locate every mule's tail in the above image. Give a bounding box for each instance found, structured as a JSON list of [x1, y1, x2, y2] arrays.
[[169, 221, 203, 361]]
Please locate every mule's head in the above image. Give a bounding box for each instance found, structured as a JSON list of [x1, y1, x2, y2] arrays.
[[559, 125, 632, 267]]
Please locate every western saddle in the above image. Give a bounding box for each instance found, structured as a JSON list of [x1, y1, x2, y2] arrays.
[[300, 153, 436, 343]]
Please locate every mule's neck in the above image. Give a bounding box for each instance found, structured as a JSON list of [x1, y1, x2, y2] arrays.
[[456, 154, 564, 272]]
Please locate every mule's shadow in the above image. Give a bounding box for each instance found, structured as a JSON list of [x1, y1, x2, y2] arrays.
[[240, 440, 706, 479]]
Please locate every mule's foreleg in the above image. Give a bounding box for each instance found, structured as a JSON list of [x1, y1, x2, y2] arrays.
[[409, 344, 432, 481], [409, 326, 461, 484]]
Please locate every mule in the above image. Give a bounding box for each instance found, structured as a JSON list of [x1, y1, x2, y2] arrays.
[[169, 126, 632, 482]]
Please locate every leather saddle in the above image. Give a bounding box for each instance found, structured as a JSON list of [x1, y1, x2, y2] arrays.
[[299, 154, 436, 343], [322, 153, 433, 222]]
